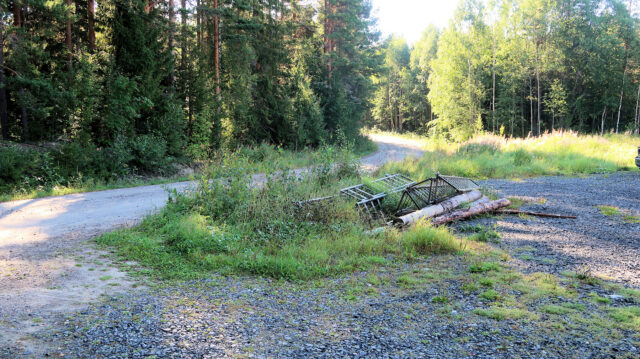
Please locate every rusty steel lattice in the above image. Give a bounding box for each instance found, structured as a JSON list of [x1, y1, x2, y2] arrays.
[[395, 173, 479, 215]]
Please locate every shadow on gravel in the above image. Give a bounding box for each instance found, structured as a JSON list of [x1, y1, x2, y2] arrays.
[[473, 172, 640, 287]]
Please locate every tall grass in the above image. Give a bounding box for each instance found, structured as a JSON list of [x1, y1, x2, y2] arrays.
[[97, 146, 464, 281], [380, 131, 638, 180]]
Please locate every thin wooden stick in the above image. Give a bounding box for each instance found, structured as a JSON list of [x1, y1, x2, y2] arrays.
[[495, 209, 576, 219]]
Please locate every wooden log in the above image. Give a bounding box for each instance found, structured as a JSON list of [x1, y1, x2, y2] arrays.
[[468, 196, 490, 209], [394, 190, 483, 226], [431, 198, 511, 225], [494, 209, 577, 219]]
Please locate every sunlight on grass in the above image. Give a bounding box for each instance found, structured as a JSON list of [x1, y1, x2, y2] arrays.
[[379, 131, 638, 180]]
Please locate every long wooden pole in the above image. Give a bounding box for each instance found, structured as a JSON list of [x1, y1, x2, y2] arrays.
[[495, 209, 577, 219], [431, 198, 511, 226], [394, 190, 483, 226]]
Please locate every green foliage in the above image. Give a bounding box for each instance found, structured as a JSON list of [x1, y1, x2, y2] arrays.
[[128, 134, 173, 175], [0, 146, 60, 191], [367, 0, 640, 139], [432, 295, 449, 304], [512, 149, 533, 167], [0, 0, 377, 195]]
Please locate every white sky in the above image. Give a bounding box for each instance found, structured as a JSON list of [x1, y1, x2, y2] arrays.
[[371, 0, 459, 44]]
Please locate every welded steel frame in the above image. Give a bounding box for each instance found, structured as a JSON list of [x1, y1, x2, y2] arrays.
[[395, 173, 479, 214]]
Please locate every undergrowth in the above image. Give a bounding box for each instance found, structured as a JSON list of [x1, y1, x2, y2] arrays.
[[0, 138, 377, 202], [96, 145, 464, 280]]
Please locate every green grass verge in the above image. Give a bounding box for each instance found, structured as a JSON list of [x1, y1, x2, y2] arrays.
[[380, 132, 638, 180]]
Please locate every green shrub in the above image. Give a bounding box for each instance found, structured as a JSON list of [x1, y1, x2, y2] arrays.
[[101, 135, 135, 177], [129, 134, 173, 174], [0, 146, 35, 186], [54, 141, 102, 178], [0, 146, 62, 191]]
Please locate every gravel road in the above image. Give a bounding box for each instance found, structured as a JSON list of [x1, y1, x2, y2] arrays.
[[0, 135, 424, 356], [3, 138, 640, 358]]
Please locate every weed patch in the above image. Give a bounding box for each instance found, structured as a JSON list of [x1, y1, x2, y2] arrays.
[[469, 262, 501, 273], [380, 132, 638, 180], [598, 205, 640, 223], [473, 307, 537, 321]]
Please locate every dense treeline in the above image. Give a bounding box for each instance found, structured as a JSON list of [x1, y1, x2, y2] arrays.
[[370, 0, 640, 140], [0, 0, 377, 169]]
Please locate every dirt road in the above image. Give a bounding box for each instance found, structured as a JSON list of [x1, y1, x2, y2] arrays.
[[0, 135, 424, 356]]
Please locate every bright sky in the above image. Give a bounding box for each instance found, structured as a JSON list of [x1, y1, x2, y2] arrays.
[[371, 0, 459, 44]]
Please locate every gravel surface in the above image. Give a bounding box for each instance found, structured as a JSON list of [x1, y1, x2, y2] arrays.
[[24, 258, 640, 359], [474, 172, 640, 288]]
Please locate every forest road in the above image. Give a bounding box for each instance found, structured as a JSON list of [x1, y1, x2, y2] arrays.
[[0, 134, 424, 355]]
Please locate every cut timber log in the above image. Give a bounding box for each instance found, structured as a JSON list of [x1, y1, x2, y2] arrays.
[[394, 190, 483, 226], [431, 198, 511, 226], [468, 196, 490, 209], [494, 210, 577, 219]]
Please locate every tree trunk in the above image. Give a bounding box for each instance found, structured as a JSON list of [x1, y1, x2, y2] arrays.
[[492, 27, 496, 134], [601, 106, 607, 135], [196, 0, 201, 47], [88, 0, 95, 50], [398, 88, 403, 131], [13, 3, 20, 28], [635, 84, 639, 134], [19, 88, 27, 140], [213, 0, 220, 99], [495, 209, 576, 219], [181, 0, 186, 70], [65, 0, 73, 72], [0, 25, 8, 140], [616, 64, 626, 133], [324, 0, 334, 80], [168, 0, 175, 90], [13, 3, 28, 141], [535, 43, 541, 136], [529, 77, 533, 136], [145, 0, 154, 13]]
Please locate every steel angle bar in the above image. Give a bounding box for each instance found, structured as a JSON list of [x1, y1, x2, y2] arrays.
[[438, 175, 480, 192]]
